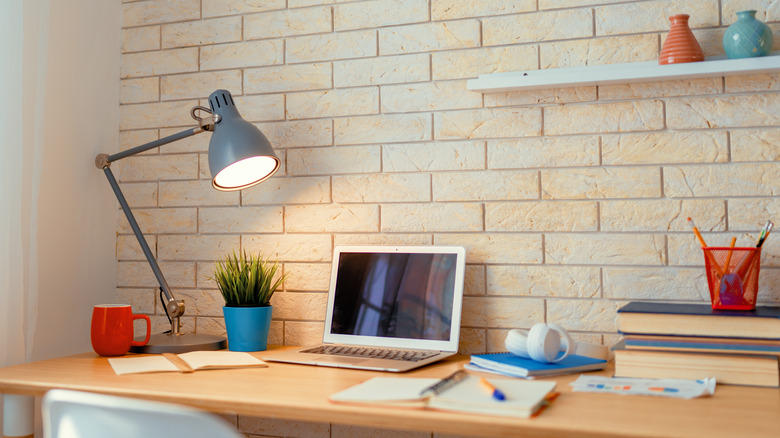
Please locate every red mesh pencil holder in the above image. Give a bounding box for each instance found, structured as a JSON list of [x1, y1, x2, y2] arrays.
[[703, 247, 761, 310]]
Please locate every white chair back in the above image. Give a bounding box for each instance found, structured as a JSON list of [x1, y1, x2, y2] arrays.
[[43, 389, 244, 438]]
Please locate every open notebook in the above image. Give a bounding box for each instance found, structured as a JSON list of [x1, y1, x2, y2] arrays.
[[264, 245, 466, 372]]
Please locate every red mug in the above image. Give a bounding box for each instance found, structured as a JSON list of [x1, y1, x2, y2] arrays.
[[90, 304, 151, 356]]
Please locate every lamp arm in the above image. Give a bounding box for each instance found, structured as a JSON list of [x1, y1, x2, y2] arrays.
[[96, 125, 209, 331]]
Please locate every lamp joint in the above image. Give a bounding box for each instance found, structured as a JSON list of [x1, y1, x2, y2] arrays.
[[95, 154, 110, 169]]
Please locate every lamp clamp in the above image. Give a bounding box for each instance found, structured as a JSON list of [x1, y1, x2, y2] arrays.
[[191, 106, 221, 131]]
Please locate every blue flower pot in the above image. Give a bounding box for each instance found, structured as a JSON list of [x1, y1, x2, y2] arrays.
[[223, 305, 272, 352], [723, 10, 773, 59]]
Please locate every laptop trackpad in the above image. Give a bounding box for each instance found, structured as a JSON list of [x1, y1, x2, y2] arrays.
[[316, 356, 366, 365]]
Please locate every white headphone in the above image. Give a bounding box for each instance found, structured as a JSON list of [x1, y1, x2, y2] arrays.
[[504, 323, 609, 363]]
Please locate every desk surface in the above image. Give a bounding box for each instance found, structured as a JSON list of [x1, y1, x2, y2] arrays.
[[0, 346, 778, 438]]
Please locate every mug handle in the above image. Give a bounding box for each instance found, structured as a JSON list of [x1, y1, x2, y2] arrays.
[[131, 314, 152, 347]]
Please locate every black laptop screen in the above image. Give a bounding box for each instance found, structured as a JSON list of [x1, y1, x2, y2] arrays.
[[330, 252, 458, 341]]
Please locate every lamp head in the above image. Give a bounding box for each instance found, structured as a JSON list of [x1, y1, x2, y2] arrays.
[[206, 89, 280, 191]]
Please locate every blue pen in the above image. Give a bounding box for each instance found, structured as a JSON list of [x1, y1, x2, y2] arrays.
[[479, 377, 506, 401]]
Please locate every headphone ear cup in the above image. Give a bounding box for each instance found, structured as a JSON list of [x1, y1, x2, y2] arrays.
[[504, 329, 530, 358], [546, 322, 574, 363], [527, 324, 560, 362]]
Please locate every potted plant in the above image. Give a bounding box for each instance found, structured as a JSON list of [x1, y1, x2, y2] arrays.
[[212, 250, 286, 351]]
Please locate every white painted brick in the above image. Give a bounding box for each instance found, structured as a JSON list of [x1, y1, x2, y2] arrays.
[[335, 0, 428, 31], [116, 288, 156, 314], [485, 86, 597, 107], [487, 265, 600, 297], [287, 88, 379, 119], [159, 180, 240, 207], [465, 265, 486, 296], [664, 164, 780, 197], [259, 119, 333, 149], [435, 108, 542, 140], [282, 263, 331, 291], [245, 63, 332, 94], [540, 34, 658, 69], [435, 233, 543, 264], [118, 207, 197, 234], [122, 26, 160, 53], [284, 321, 325, 346], [242, 234, 333, 263], [115, 154, 198, 182], [287, 146, 381, 176], [599, 78, 721, 100], [120, 100, 199, 130], [120, 77, 159, 104], [120, 182, 159, 208], [547, 299, 623, 332], [160, 71, 242, 101], [726, 72, 780, 93], [382, 204, 483, 233], [272, 292, 328, 321], [117, 261, 196, 288], [433, 170, 538, 202], [485, 201, 598, 232], [285, 204, 380, 232], [244, 6, 331, 39], [540, 0, 623, 8], [242, 176, 331, 205], [161, 17, 241, 49], [667, 95, 780, 129], [603, 267, 708, 301], [729, 198, 780, 231], [545, 100, 664, 135], [201, 40, 284, 71], [199, 206, 283, 233], [601, 131, 728, 165], [431, 0, 535, 20], [333, 234, 432, 247], [123, 0, 200, 27], [546, 234, 666, 265], [542, 167, 661, 199], [461, 297, 544, 328], [202, 0, 286, 18], [117, 235, 151, 261], [287, 30, 376, 63], [120, 130, 158, 153], [333, 174, 430, 203], [488, 136, 599, 169], [381, 81, 482, 113], [174, 290, 224, 317], [383, 141, 485, 172], [334, 54, 429, 87], [432, 46, 538, 81], [233, 94, 286, 122], [335, 114, 432, 145], [379, 21, 480, 55], [601, 199, 725, 232], [158, 235, 240, 261], [483, 9, 593, 46], [595, 0, 719, 35], [121, 48, 198, 78]]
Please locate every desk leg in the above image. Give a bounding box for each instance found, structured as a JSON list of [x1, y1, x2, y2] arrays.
[[3, 395, 34, 438]]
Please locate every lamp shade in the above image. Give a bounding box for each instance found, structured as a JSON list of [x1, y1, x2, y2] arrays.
[[207, 89, 280, 191]]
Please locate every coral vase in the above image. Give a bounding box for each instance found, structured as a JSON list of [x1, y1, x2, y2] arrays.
[[723, 10, 773, 59], [659, 14, 704, 65]]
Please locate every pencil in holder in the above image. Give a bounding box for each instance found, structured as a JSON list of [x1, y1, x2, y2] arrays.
[[703, 247, 761, 310]]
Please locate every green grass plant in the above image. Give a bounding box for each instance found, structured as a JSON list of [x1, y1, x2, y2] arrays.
[[212, 251, 286, 306]]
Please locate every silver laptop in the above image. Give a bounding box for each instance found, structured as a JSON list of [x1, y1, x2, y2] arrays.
[[264, 245, 466, 372]]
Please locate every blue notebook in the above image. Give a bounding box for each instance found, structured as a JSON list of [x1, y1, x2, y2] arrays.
[[469, 352, 607, 378]]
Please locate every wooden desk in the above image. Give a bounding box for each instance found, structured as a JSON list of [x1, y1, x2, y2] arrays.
[[1, 346, 778, 438]]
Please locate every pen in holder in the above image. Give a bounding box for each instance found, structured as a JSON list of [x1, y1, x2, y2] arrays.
[[703, 246, 761, 310]]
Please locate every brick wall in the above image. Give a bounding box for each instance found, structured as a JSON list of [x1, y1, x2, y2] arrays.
[[119, 1, 779, 436]]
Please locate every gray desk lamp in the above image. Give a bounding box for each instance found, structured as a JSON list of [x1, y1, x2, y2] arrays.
[[96, 89, 280, 353]]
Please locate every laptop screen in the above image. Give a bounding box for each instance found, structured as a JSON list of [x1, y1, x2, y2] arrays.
[[323, 246, 466, 351]]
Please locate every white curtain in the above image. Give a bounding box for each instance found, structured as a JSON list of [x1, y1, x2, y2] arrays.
[[0, 0, 49, 369]]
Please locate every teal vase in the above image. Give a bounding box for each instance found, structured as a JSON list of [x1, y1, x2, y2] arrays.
[[723, 10, 773, 59], [223, 305, 272, 352]]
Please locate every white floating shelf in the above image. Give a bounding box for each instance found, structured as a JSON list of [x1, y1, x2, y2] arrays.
[[467, 52, 780, 93]]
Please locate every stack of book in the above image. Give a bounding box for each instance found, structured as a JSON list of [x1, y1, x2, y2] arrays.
[[615, 302, 780, 387]]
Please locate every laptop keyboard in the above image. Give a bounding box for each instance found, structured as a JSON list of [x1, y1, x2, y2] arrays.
[[302, 345, 439, 362]]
